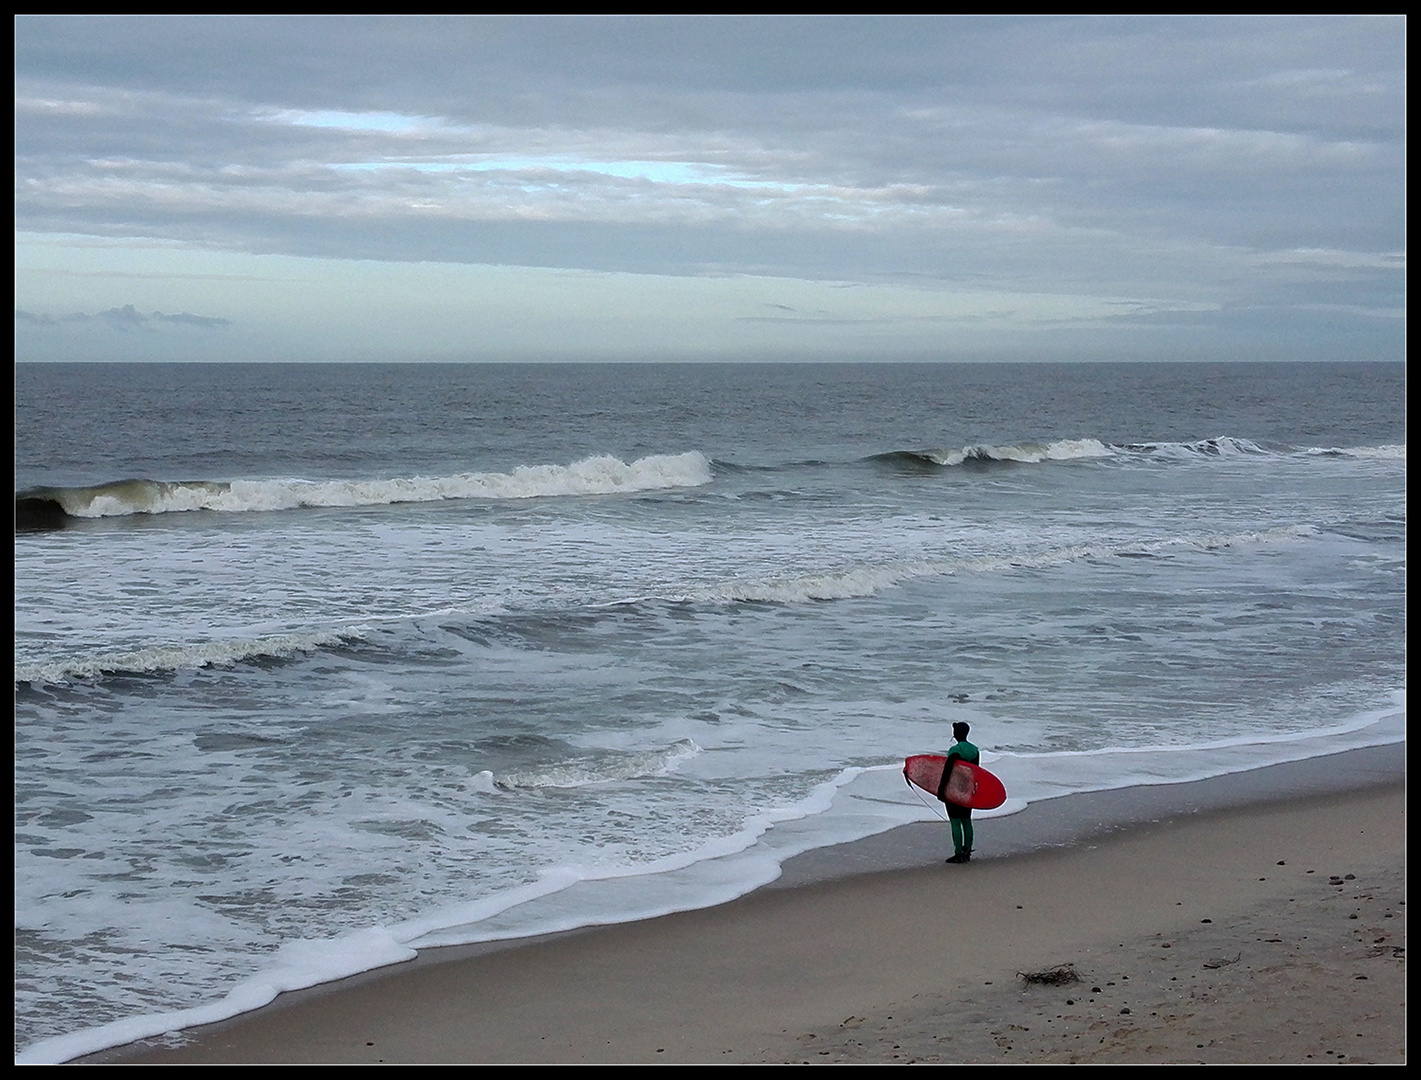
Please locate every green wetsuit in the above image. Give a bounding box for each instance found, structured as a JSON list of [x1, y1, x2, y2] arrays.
[[943, 738, 980, 856]]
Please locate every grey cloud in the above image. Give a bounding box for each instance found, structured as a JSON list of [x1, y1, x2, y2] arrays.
[[99, 304, 150, 331], [13, 17, 1403, 130], [150, 310, 231, 328]]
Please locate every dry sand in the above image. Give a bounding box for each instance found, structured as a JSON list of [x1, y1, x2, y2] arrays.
[[91, 780, 1405, 1065]]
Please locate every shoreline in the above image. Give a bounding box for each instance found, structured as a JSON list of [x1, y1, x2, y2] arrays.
[[775, 742, 1405, 888], [77, 744, 1405, 1064]]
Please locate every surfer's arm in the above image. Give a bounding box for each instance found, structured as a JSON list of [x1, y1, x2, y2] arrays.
[[936, 751, 962, 802]]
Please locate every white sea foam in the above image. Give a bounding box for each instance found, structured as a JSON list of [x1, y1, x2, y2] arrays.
[[692, 561, 937, 604], [13, 522, 1319, 687], [14, 926, 422, 1066], [14, 764, 869, 1065], [991, 696, 1406, 802], [492, 740, 702, 789], [684, 525, 1317, 606], [1302, 443, 1406, 460]]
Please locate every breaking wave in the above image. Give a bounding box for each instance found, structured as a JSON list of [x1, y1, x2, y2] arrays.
[[13, 628, 369, 686], [14, 452, 713, 529]]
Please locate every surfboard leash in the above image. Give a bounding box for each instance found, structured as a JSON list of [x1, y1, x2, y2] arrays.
[[904, 772, 950, 822]]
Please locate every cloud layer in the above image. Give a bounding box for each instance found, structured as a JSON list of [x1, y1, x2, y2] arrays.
[[14, 16, 1405, 362]]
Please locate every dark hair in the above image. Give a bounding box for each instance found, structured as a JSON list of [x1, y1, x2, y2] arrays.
[[952, 722, 970, 740]]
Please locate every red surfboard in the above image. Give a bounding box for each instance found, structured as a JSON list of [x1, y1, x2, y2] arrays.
[[904, 755, 1007, 810]]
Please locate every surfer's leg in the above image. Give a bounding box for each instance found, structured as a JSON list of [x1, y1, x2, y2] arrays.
[[950, 817, 965, 856], [962, 816, 974, 857]]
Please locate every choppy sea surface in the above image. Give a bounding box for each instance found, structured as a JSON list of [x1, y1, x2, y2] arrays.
[[14, 361, 1406, 1062]]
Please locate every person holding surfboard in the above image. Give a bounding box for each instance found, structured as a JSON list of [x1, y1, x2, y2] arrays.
[[940, 722, 979, 863], [902, 729, 1004, 862]]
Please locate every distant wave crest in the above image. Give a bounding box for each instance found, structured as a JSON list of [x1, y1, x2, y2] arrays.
[[871, 436, 1404, 473], [1122, 437, 1406, 461], [1120, 436, 1271, 458], [15, 452, 713, 528], [872, 438, 1113, 470]]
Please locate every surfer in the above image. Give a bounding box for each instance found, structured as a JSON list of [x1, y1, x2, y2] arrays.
[[940, 721, 980, 863]]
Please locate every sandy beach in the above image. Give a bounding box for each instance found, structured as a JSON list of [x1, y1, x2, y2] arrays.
[[86, 750, 1405, 1066]]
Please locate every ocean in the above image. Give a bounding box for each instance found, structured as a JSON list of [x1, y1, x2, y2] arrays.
[[13, 360, 1406, 1062]]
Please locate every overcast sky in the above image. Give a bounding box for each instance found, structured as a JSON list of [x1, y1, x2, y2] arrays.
[[14, 15, 1405, 363]]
